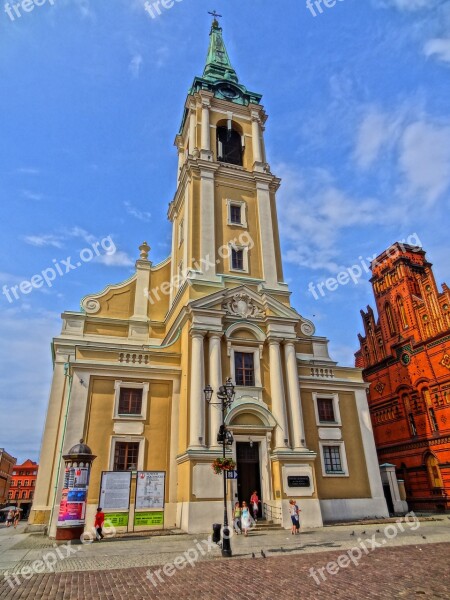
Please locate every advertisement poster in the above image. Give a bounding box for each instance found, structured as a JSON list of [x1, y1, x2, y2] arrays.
[[57, 466, 91, 527], [135, 471, 165, 510], [134, 511, 164, 527], [100, 471, 132, 510], [57, 490, 86, 526]]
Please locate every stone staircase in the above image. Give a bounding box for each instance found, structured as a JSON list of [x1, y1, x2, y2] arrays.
[[253, 518, 283, 532]]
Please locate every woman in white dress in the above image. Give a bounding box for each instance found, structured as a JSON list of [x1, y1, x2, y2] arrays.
[[241, 501, 251, 537]]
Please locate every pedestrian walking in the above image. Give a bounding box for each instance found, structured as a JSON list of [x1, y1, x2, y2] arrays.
[[250, 490, 260, 521], [241, 501, 251, 537], [13, 509, 21, 528], [6, 509, 14, 528], [95, 507, 105, 541], [233, 501, 242, 534], [289, 499, 301, 535]]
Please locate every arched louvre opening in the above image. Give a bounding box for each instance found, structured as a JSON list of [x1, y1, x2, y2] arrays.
[[217, 126, 243, 166]]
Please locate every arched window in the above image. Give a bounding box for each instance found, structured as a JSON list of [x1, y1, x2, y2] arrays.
[[397, 296, 408, 329], [426, 454, 443, 489], [385, 302, 397, 336], [217, 126, 243, 166]]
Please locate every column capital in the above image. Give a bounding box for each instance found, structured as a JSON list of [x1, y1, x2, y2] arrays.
[[208, 331, 223, 340], [267, 337, 282, 346], [190, 329, 206, 339]]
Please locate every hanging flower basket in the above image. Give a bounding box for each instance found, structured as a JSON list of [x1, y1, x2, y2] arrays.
[[212, 457, 236, 475]]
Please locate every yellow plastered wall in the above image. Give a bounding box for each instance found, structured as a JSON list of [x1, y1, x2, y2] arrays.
[[146, 260, 172, 322], [93, 282, 136, 319], [301, 390, 372, 499], [85, 378, 172, 505]]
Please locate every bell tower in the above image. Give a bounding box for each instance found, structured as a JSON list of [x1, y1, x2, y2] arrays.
[[168, 16, 289, 305]]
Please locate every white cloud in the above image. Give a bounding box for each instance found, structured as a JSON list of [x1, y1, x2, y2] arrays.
[[95, 250, 134, 267], [354, 111, 402, 169], [15, 167, 40, 175], [277, 165, 381, 272], [373, 0, 439, 10], [21, 190, 44, 201], [129, 53, 143, 79], [424, 38, 450, 64], [0, 309, 59, 461], [398, 121, 450, 204], [124, 201, 151, 222], [23, 235, 64, 249]]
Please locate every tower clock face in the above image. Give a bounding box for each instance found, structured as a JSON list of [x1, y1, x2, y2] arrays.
[[218, 84, 239, 99], [401, 352, 411, 366]]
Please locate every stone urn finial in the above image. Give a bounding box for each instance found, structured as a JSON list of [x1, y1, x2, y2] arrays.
[[139, 241, 151, 260]]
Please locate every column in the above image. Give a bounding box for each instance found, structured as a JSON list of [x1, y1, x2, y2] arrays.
[[189, 105, 197, 156], [209, 333, 223, 448], [256, 181, 278, 288], [189, 331, 205, 449], [252, 113, 262, 164], [284, 342, 306, 450], [201, 100, 211, 157], [169, 215, 177, 305], [268, 339, 290, 450], [200, 169, 217, 279]]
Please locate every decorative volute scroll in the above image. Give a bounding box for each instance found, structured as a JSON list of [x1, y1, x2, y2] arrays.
[[81, 298, 101, 315], [222, 293, 265, 319]]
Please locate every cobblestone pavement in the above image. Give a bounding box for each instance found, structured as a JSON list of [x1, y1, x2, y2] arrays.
[[0, 542, 449, 599], [1, 519, 449, 598]]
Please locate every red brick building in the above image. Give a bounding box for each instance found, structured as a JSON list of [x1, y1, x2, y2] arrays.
[[9, 460, 39, 518], [356, 243, 450, 511]]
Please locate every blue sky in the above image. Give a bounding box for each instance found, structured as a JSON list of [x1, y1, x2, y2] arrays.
[[1, 0, 449, 462]]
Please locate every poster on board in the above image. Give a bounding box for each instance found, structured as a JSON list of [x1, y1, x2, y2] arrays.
[[99, 471, 132, 511], [135, 471, 165, 510], [57, 466, 91, 527]]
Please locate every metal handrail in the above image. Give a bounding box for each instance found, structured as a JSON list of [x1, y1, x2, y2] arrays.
[[263, 502, 282, 523]]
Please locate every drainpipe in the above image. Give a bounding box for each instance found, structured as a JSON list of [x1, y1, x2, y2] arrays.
[[48, 361, 73, 534]]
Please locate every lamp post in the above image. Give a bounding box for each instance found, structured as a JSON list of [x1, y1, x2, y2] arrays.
[[204, 377, 235, 557]]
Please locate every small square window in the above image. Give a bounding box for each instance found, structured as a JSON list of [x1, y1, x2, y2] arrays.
[[230, 204, 242, 224], [118, 388, 143, 416], [231, 248, 244, 271], [323, 446, 343, 473], [317, 398, 335, 423], [113, 442, 140, 471]]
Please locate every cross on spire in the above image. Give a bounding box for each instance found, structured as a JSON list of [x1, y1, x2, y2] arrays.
[[208, 10, 222, 20]]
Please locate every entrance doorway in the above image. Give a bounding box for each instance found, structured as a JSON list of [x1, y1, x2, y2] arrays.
[[236, 442, 262, 519]]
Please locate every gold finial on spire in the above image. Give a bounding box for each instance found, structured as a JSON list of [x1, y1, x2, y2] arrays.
[[208, 9, 222, 28], [139, 241, 151, 261]]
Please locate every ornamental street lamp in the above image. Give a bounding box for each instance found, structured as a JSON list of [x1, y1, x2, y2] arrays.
[[204, 377, 235, 557]]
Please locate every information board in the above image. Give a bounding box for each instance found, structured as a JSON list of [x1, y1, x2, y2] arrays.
[[287, 476, 311, 488], [57, 465, 91, 527], [135, 471, 165, 510], [104, 512, 129, 527], [100, 471, 132, 510], [134, 511, 164, 527]]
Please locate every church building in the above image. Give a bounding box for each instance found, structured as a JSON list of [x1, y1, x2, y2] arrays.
[[356, 243, 450, 512], [30, 18, 388, 535]]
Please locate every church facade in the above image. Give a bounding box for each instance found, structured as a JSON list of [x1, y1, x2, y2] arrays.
[[30, 19, 387, 535], [356, 243, 450, 511]]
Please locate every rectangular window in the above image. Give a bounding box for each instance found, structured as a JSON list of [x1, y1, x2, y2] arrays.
[[235, 352, 255, 386], [231, 248, 244, 271], [24, 480, 29, 487], [118, 388, 143, 416], [409, 413, 417, 436], [323, 446, 343, 473], [317, 398, 335, 422], [230, 204, 242, 224], [113, 442, 140, 471]]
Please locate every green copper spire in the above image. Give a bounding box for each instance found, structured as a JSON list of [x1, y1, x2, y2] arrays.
[[203, 17, 239, 84]]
